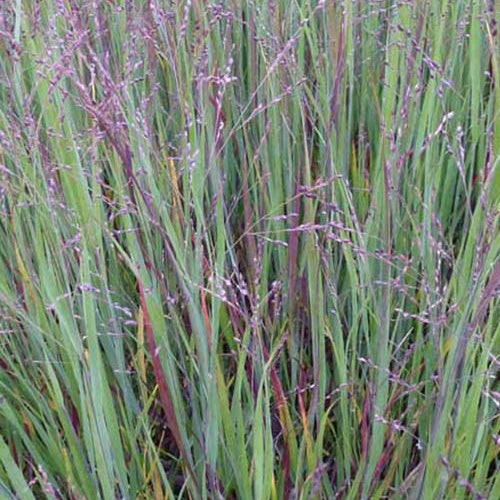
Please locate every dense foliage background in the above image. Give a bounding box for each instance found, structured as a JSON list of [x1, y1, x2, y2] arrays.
[[0, 1, 498, 498]]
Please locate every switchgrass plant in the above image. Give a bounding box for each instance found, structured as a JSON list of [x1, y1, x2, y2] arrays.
[[0, 0, 498, 498]]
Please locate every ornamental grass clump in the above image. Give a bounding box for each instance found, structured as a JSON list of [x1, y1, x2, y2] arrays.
[[0, 1, 498, 499]]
